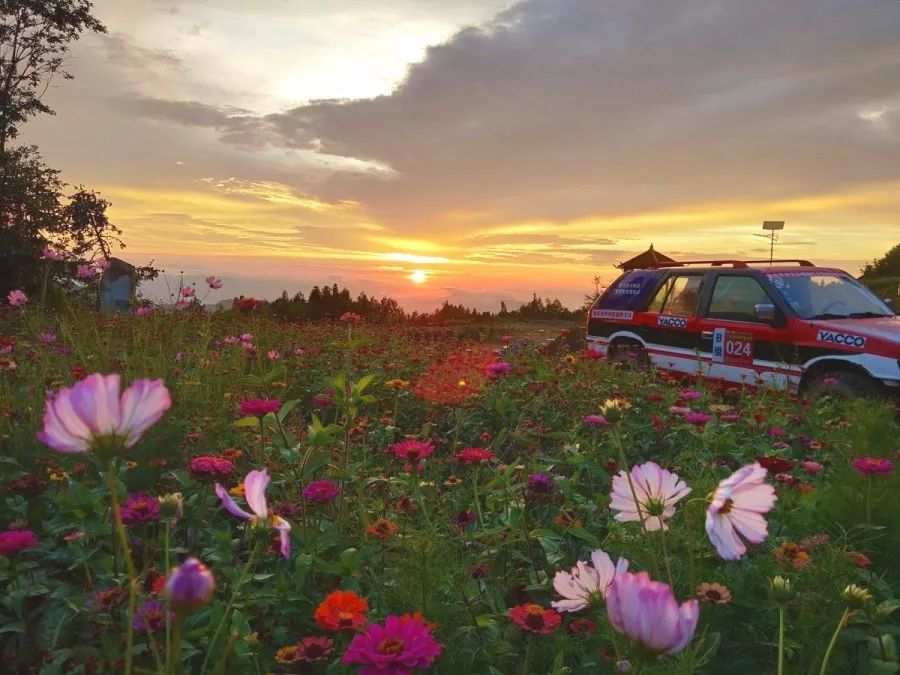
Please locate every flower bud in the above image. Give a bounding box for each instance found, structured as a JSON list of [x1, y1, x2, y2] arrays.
[[165, 558, 215, 613], [842, 584, 873, 609], [159, 493, 183, 523], [770, 576, 795, 604], [600, 398, 631, 423]]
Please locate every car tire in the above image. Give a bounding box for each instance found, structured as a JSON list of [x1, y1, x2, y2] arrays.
[[804, 369, 881, 399], [609, 341, 650, 370]]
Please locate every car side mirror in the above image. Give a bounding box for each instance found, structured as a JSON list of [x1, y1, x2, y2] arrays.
[[754, 303, 776, 322]]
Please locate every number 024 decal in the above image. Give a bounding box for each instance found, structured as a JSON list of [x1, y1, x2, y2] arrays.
[[712, 328, 754, 365]]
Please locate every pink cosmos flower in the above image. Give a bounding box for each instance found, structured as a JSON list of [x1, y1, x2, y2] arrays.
[[7, 289, 27, 306], [240, 333, 253, 341], [238, 398, 281, 417], [205, 276, 223, 289], [852, 457, 894, 476], [552, 548, 629, 612], [174, 300, 190, 310], [678, 390, 702, 401], [42, 247, 62, 261], [705, 462, 777, 560], [180, 286, 195, 298], [342, 614, 441, 674], [606, 571, 699, 655], [38, 332, 56, 344], [215, 469, 292, 558], [340, 312, 363, 324], [609, 461, 691, 531], [95, 258, 111, 271], [136, 306, 153, 317], [0, 530, 40, 557], [36, 373, 172, 455], [77, 263, 97, 279]]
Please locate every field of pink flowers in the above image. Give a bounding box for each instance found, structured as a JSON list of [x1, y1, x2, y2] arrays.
[[1, 300, 899, 674]]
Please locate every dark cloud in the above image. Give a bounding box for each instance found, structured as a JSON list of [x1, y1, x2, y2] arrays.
[[100, 33, 183, 71], [137, 0, 899, 231]]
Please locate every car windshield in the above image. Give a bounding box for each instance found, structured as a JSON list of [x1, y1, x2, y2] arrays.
[[767, 272, 892, 320]]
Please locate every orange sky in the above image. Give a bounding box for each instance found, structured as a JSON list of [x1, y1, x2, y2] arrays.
[[23, 0, 900, 310]]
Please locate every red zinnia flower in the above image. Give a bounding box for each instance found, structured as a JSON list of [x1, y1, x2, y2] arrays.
[[852, 457, 894, 476], [315, 590, 369, 631], [508, 603, 561, 634], [391, 439, 435, 463], [756, 456, 793, 473], [455, 448, 495, 465], [238, 398, 281, 417]]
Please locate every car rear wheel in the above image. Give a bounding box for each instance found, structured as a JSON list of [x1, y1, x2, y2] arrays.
[[803, 368, 881, 399], [608, 340, 651, 370]]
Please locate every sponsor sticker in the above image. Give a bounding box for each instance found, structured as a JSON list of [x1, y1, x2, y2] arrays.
[[658, 315, 689, 329], [591, 309, 634, 321], [816, 330, 866, 349], [712, 328, 754, 365]]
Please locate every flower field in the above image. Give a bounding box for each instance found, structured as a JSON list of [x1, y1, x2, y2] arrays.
[[1, 305, 899, 674]]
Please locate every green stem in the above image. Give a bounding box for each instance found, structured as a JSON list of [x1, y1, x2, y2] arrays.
[[201, 538, 263, 675], [167, 613, 184, 675], [778, 606, 785, 675], [658, 523, 674, 589], [107, 462, 137, 675], [522, 636, 534, 675], [865, 477, 871, 526], [164, 527, 172, 672], [819, 607, 850, 675], [472, 466, 484, 530]]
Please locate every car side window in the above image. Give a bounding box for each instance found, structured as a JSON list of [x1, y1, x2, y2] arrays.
[[708, 276, 772, 322], [647, 275, 703, 316]]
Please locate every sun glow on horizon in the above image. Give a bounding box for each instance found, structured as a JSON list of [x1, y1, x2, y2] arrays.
[[409, 270, 428, 284]]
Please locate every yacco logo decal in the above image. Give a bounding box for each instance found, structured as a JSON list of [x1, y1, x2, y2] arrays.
[[816, 330, 867, 348], [592, 309, 634, 320], [658, 315, 688, 329]]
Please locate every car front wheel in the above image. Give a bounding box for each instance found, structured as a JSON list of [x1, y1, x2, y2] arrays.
[[803, 368, 881, 399]]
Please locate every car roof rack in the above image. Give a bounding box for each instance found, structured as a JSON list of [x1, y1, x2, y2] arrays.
[[647, 259, 814, 270]]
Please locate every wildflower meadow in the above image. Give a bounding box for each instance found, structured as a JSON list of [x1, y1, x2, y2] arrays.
[[1, 295, 899, 675]]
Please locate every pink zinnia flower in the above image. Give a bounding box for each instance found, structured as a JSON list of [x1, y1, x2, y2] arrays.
[[38, 332, 56, 344], [484, 362, 512, 376], [0, 530, 40, 557], [606, 571, 699, 655], [188, 455, 234, 479], [609, 461, 691, 531], [802, 460, 824, 475], [120, 492, 161, 525], [42, 247, 62, 261], [706, 462, 777, 560], [302, 479, 340, 504], [678, 390, 702, 401], [7, 289, 27, 306], [267, 349, 280, 361], [584, 414, 610, 427], [215, 469, 292, 558], [342, 614, 441, 673], [238, 398, 281, 417], [340, 312, 363, 324], [136, 306, 153, 317], [36, 373, 171, 456], [852, 457, 894, 476], [552, 548, 629, 612], [684, 412, 711, 427], [205, 276, 223, 289], [391, 439, 435, 464]]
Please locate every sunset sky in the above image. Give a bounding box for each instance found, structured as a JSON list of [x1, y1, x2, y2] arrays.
[[23, 0, 900, 311]]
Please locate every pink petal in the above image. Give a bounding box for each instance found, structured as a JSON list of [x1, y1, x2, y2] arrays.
[[243, 469, 270, 518], [666, 599, 700, 655], [119, 379, 172, 447], [732, 482, 777, 512], [215, 483, 253, 520], [273, 516, 291, 558], [729, 508, 769, 544], [69, 374, 121, 437]]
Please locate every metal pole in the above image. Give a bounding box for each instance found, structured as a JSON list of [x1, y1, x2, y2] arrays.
[[770, 233, 774, 265]]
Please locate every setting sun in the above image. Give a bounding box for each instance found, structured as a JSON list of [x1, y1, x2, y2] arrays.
[[409, 270, 428, 284]]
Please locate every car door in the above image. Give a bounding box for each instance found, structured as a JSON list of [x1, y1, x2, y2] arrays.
[[698, 273, 798, 388], [640, 272, 711, 376]]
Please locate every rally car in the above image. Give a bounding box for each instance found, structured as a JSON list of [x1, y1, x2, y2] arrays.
[[586, 259, 900, 396]]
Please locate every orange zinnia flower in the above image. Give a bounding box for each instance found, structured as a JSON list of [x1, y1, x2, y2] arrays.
[[366, 518, 399, 540], [314, 590, 369, 631]]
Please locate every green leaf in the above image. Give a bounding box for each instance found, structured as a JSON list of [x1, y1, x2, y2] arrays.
[[353, 374, 376, 394], [233, 416, 259, 428], [277, 399, 300, 422], [263, 364, 286, 385], [566, 526, 600, 548], [235, 374, 264, 388]]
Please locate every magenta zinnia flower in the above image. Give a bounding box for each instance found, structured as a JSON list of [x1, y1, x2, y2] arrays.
[[391, 439, 435, 464], [120, 492, 161, 526], [484, 362, 512, 376], [342, 614, 441, 674], [133, 599, 168, 633], [36, 373, 171, 457], [215, 469, 292, 558], [188, 455, 234, 479], [705, 462, 777, 560], [0, 530, 40, 557], [583, 414, 610, 427], [606, 571, 699, 655], [609, 461, 691, 531], [165, 557, 216, 613], [552, 548, 629, 612], [7, 289, 27, 306], [455, 448, 495, 465], [238, 398, 281, 417], [852, 457, 894, 476], [302, 479, 340, 504]]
